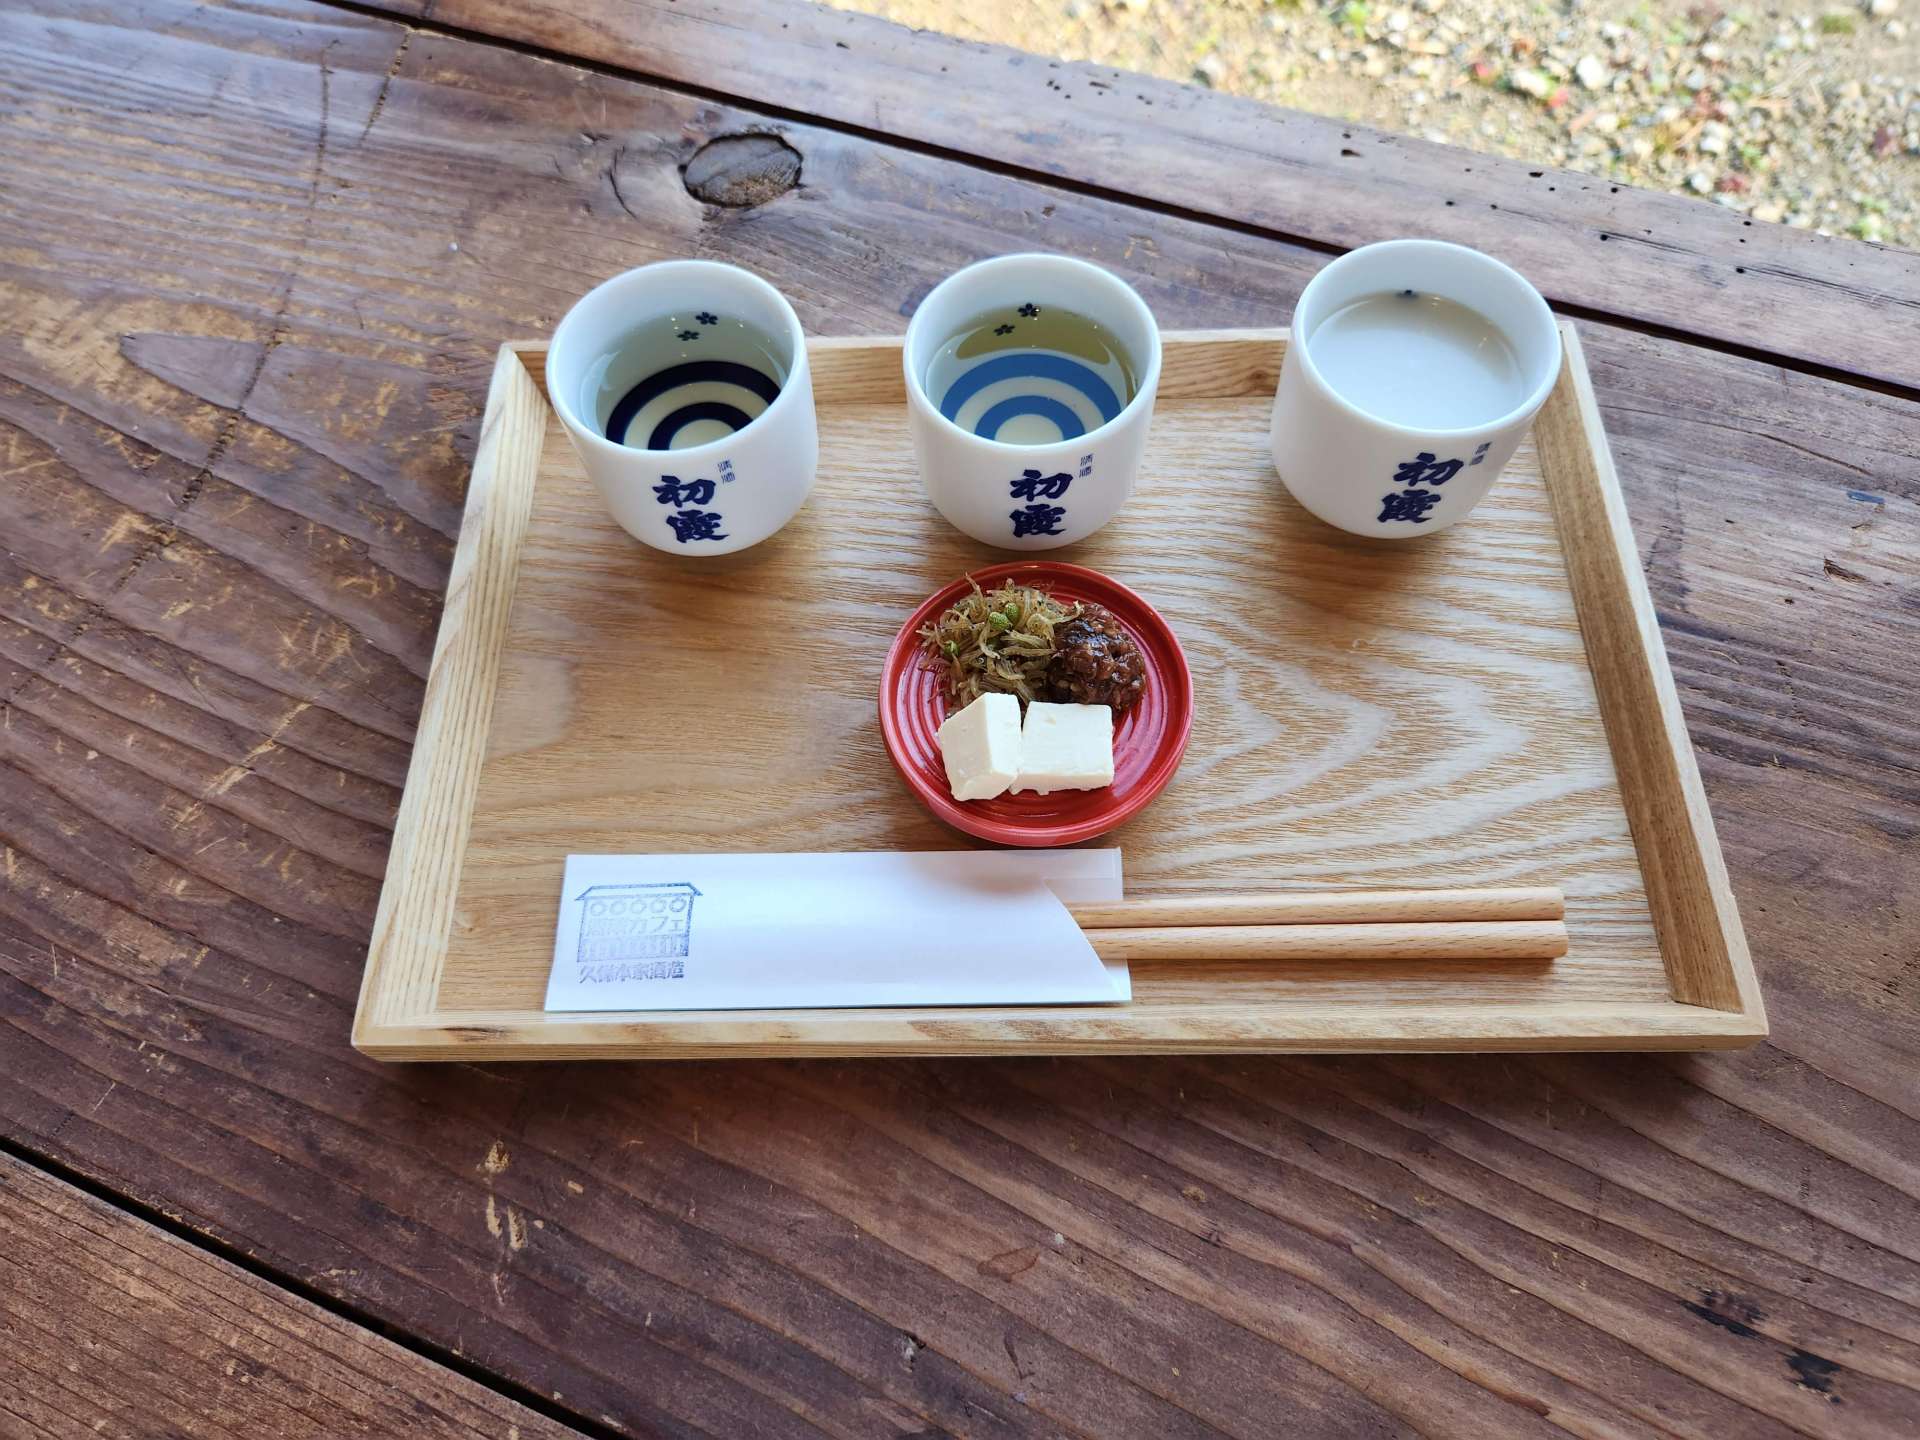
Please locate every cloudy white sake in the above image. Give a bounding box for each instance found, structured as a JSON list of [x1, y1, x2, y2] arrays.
[[1269, 239, 1562, 538], [1307, 290, 1528, 431]]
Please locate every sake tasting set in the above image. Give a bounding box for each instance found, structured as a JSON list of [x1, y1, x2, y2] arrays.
[[351, 244, 1765, 1061]]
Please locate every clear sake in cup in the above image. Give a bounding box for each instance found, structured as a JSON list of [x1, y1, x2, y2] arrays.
[[546, 260, 819, 556], [903, 253, 1163, 550]]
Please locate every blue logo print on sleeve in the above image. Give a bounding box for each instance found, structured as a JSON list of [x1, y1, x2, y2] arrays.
[[574, 883, 701, 983]]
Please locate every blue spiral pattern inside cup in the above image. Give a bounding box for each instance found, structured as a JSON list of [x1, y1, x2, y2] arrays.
[[936, 353, 1123, 444], [605, 360, 781, 450], [585, 311, 791, 452], [924, 304, 1138, 447]]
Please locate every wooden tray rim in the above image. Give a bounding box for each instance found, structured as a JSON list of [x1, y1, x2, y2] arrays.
[[352, 326, 1766, 1061]]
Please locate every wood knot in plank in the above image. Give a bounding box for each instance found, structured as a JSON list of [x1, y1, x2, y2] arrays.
[[978, 1246, 1039, 1280], [683, 134, 801, 207]]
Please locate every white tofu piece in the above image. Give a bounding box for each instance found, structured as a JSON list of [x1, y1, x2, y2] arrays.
[[1013, 702, 1114, 795], [935, 692, 1021, 801]]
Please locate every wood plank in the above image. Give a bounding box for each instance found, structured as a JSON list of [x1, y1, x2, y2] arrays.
[[387, 0, 1920, 392], [0, 1152, 576, 1440], [2, 0, 1916, 1434]]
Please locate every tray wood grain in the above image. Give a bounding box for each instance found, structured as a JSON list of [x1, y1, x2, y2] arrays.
[[353, 328, 1765, 1059]]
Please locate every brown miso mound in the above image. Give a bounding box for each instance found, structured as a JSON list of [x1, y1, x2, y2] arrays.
[[1044, 603, 1146, 713]]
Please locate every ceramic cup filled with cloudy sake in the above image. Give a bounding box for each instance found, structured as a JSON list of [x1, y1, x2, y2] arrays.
[[1270, 239, 1561, 538], [903, 253, 1162, 550], [547, 260, 818, 555]]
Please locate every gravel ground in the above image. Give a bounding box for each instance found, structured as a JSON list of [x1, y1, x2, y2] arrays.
[[826, 0, 1919, 248]]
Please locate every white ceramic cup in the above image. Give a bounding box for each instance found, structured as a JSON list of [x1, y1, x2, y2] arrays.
[[903, 253, 1162, 550], [546, 260, 818, 555], [1270, 239, 1561, 538]]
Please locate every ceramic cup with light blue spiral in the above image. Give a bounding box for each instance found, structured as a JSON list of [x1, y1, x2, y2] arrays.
[[903, 254, 1162, 550]]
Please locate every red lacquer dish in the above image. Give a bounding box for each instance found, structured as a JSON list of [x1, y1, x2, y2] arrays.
[[879, 561, 1193, 847]]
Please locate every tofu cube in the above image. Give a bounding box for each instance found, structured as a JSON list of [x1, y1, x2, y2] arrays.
[[1013, 702, 1114, 795], [936, 692, 1021, 801]]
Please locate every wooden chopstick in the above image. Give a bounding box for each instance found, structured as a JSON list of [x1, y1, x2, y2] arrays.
[[1067, 886, 1564, 930], [1084, 919, 1568, 964]]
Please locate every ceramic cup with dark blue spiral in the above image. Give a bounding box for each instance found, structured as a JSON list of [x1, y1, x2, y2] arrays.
[[547, 261, 818, 556], [904, 254, 1162, 550]]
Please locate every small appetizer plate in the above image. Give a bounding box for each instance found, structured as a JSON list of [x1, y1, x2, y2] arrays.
[[881, 561, 1193, 847]]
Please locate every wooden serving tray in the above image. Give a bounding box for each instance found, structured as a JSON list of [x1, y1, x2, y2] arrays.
[[352, 329, 1765, 1060]]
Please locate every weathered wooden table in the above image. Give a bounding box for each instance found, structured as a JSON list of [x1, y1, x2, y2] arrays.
[[4, 1, 1917, 1435]]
